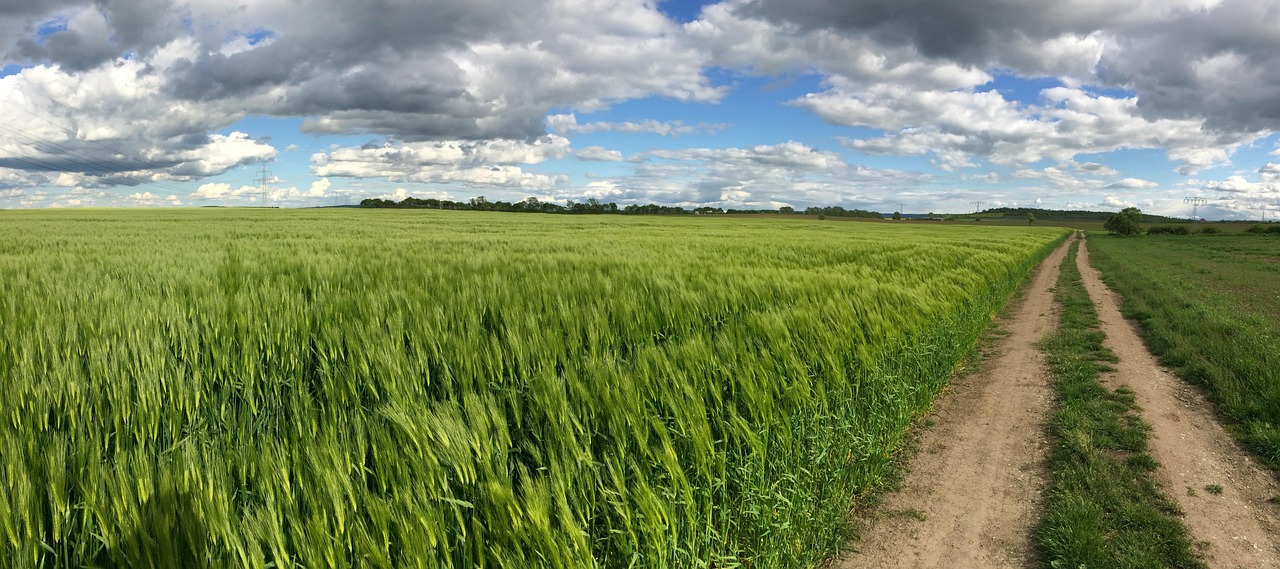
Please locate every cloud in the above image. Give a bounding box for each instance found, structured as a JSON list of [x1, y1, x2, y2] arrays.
[[552, 141, 920, 209], [191, 182, 258, 200], [123, 191, 182, 206], [1106, 177, 1159, 189], [547, 113, 725, 136], [1012, 166, 1108, 191], [308, 177, 331, 196], [378, 187, 452, 202], [728, 0, 1280, 133], [0, 49, 277, 187], [310, 136, 570, 190], [576, 146, 625, 161], [810, 85, 1254, 174], [646, 141, 847, 170], [1101, 195, 1133, 209], [5, 0, 721, 142], [685, 0, 1275, 180]]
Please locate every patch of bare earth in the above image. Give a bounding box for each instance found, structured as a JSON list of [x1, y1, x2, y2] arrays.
[[836, 237, 1072, 568], [1076, 238, 1280, 568]]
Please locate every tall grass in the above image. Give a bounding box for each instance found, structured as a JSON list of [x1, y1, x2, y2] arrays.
[[0, 209, 1067, 567]]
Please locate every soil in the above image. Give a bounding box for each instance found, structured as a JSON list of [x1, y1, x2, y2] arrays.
[[840, 234, 1280, 569], [1076, 237, 1280, 569], [835, 236, 1071, 568]]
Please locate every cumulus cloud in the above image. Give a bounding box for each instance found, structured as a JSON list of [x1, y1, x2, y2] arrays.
[[812, 85, 1254, 174], [687, 0, 1278, 182], [310, 136, 570, 190], [727, 0, 1280, 132], [0, 48, 277, 187], [555, 141, 919, 209], [4, 0, 720, 142]]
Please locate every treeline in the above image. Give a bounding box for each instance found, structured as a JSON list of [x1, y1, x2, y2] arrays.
[[984, 207, 1183, 223], [360, 195, 884, 218]]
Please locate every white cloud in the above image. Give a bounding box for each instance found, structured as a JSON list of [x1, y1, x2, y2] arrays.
[[123, 191, 182, 207], [551, 141, 919, 209], [308, 178, 331, 196], [309, 136, 570, 190], [547, 113, 724, 136], [808, 85, 1255, 174], [1106, 177, 1159, 189], [191, 183, 258, 200], [576, 146, 625, 161], [646, 141, 846, 170]]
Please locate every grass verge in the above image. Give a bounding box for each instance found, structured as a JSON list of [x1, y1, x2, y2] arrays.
[[1087, 234, 1280, 468], [1037, 238, 1204, 568]]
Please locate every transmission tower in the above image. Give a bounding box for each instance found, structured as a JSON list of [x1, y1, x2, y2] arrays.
[[256, 164, 272, 207], [1184, 196, 1208, 221], [971, 200, 984, 215]]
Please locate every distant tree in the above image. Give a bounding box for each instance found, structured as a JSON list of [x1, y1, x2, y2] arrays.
[[892, 211, 902, 221], [1104, 207, 1143, 235], [779, 206, 795, 214], [1027, 212, 1036, 225]]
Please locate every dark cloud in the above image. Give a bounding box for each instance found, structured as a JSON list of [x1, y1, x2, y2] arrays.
[[0, 0, 81, 18], [3, 0, 713, 144], [738, 0, 1280, 134], [736, 0, 1117, 66], [1098, 0, 1280, 133]]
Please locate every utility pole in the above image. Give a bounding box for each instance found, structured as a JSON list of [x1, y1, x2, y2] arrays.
[[1184, 196, 1207, 221], [898, 202, 906, 217], [256, 164, 271, 207], [971, 200, 984, 215]]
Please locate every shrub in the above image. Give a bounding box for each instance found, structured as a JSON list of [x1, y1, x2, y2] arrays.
[[1198, 226, 1221, 235], [1104, 207, 1143, 236], [1147, 225, 1189, 236]]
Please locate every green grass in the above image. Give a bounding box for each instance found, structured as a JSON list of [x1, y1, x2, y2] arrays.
[[1037, 239, 1203, 569], [0, 209, 1068, 567], [1087, 234, 1280, 468]]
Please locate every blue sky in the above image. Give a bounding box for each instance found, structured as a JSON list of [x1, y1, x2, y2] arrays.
[[2, 0, 1279, 219]]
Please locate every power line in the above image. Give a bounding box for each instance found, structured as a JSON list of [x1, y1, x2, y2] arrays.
[[256, 163, 272, 206], [0, 125, 192, 195], [1, 99, 264, 197], [1184, 196, 1208, 221]]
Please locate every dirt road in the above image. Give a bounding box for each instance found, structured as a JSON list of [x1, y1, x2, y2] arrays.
[[836, 237, 1071, 568], [1076, 238, 1280, 568]]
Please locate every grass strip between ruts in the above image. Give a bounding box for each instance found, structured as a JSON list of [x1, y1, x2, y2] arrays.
[[1036, 237, 1204, 568]]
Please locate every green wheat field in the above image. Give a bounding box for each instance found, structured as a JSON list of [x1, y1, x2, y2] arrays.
[[0, 209, 1067, 567]]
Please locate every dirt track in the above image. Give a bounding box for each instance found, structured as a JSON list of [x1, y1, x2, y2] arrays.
[[841, 234, 1280, 569], [1076, 237, 1280, 568], [836, 237, 1070, 568]]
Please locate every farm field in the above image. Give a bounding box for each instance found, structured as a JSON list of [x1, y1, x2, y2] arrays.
[[1088, 234, 1280, 468], [0, 209, 1066, 567]]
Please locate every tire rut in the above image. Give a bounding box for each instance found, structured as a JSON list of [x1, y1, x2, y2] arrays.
[[837, 237, 1072, 568], [1076, 237, 1280, 569]]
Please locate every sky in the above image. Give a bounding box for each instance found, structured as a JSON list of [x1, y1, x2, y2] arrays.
[[2, 0, 1280, 219]]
